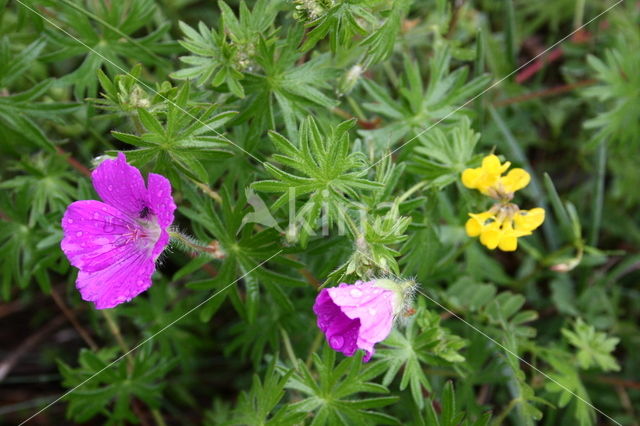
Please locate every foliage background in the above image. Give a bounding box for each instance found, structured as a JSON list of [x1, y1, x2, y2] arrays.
[[0, 0, 639, 425]]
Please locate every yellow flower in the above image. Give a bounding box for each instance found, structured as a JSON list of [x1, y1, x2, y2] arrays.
[[513, 208, 545, 233], [461, 155, 507, 195], [462, 154, 530, 199], [465, 207, 545, 252]]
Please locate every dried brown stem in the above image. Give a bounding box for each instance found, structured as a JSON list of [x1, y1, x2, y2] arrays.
[[0, 315, 67, 381], [493, 79, 597, 107], [50, 287, 98, 350]]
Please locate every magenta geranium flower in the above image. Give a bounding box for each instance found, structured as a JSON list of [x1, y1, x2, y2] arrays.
[[313, 279, 415, 362], [61, 153, 176, 309]]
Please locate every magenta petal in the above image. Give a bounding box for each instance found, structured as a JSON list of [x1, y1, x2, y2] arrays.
[[314, 281, 396, 362], [61, 200, 139, 273], [329, 281, 395, 360], [76, 251, 155, 309], [92, 153, 148, 216], [60, 152, 176, 309], [146, 173, 176, 259], [313, 289, 360, 357]]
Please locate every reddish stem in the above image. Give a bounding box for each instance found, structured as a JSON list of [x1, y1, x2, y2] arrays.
[[55, 146, 91, 177], [516, 48, 564, 84], [493, 79, 597, 107]]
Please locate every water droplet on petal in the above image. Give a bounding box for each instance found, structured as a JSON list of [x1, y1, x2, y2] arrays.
[[107, 185, 113, 191], [329, 335, 344, 350], [76, 231, 83, 237], [93, 212, 100, 220], [103, 221, 115, 233], [350, 289, 362, 297], [68, 218, 74, 224]]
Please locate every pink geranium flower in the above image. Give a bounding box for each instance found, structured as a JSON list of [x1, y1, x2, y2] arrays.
[[313, 279, 414, 362], [61, 153, 176, 309]]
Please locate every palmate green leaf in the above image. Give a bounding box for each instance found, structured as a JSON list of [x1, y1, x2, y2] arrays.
[[0, 187, 67, 299], [360, 47, 491, 152], [0, 79, 79, 151], [90, 64, 170, 114], [561, 318, 620, 372], [369, 304, 466, 410], [111, 84, 236, 183], [253, 117, 382, 246], [172, 0, 278, 98], [410, 117, 481, 188], [58, 346, 176, 424], [297, 0, 376, 53], [284, 346, 399, 425], [34, 0, 176, 98], [344, 202, 411, 276], [217, 361, 304, 426], [539, 349, 595, 426], [236, 32, 338, 137], [181, 185, 303, 325], [359, 0, 412, 65], [418, 381, 492, 426], [171, 20, 245, 98], [584, 45, 640, 147], [0, 36, 46, 88], [445, 278, 538, 339]]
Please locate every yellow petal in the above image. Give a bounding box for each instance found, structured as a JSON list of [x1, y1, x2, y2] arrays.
[[481, 155, 506, 174], [514, 208, 545, 232], [480, 229, 501, 250], [461, 168, 482, 189], [465, 218, 482, 237], [501, 168, 531, 193], [498, 236, 518, 251]]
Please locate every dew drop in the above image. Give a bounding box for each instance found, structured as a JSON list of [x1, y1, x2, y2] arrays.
[[76, 231, 83, 237], [350, 289, 363, 298], [103, 221, 115, 233], [93, 212, 100, 220], [68, 218, 74, 224], [329, 335, 344, 350], [107, 185, 113, 191]]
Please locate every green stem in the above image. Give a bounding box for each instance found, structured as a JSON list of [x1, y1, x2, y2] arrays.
[[131, 113, 145, 136], [397, 181, 428, 204], [169, 230, 225, 257], [101, 310, 133, 372], [101, 311, 167, 426], [573, 0, 586, 29], [589, 139, 606, 247], [492, 397, 520, 425], [305, 331, 324, 368], [281, 328, 298, 368], [151, 408, 168, 426], [191, 180, 223, 204]]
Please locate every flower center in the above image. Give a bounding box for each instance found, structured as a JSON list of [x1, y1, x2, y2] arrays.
[[114, 207, 162, 254]]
